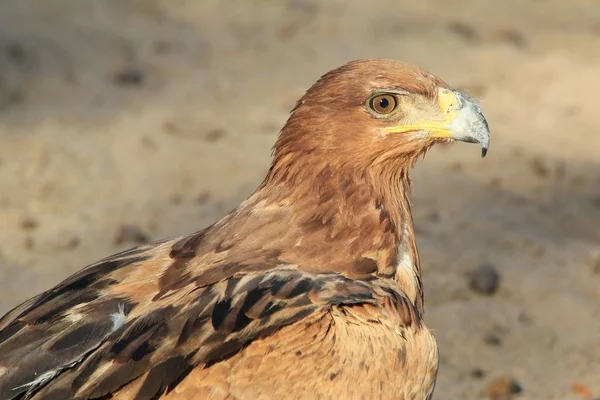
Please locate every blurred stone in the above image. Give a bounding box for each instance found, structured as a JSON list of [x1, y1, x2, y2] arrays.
[[488, 177, 502, 189], [140, 136, 159, 151], [113, 66, 146, 87], [530, 157, 566, 180], [494, 29, 528, 49], [484, 332, 503, 347], [531, 245, 545, 259], [447, 21, 480, 43], [196, 190, 213, 204], [530, 157, 550, 178], [484, 324, 508, 347], [468, 264, 501, 295], [487, 376, 522, 400], [517, 311, 534, 324], [6, 42, 27, 64], [427, 212, 440, 223], [20, 216, 39, 230], [115, 224, 150, 245], [512, 147, 525, 158], [277, 22, 300, 41], [471, 367, 486, 379], [204, 128, 226, 142], [450, 162, 463, 172]]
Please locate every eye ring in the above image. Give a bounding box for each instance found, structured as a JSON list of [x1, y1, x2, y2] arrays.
[[368, 94, 398, 115]]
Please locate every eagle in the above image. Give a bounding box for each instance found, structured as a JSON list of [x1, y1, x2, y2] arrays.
[[0, 59, 490, 400]]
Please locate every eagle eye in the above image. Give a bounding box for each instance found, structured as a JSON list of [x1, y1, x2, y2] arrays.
[[368, 94, 398, 115]]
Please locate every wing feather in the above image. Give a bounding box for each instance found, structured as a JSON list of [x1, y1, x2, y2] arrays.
[[0, 237, 381, 400]]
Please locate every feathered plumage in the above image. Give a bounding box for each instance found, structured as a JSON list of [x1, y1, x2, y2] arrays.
[[0, 59, 489, 400]]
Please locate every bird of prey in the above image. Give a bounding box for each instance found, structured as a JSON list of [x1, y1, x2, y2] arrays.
[[0, 59, 490, 400]]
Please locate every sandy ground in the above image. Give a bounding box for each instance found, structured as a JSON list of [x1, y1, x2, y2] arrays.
[[1, 0, 600, 398]]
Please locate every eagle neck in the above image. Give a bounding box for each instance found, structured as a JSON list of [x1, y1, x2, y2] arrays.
[[258, 156, 424, 314], [370, 166, 424, 314]]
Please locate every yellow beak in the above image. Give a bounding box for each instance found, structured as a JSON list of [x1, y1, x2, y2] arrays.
[[384, 88, 490, 157]]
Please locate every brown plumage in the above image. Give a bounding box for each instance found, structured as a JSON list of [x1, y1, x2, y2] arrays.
[[0, 59, 490, 400]]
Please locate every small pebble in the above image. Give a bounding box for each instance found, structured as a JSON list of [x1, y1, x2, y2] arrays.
[[115, 224, 150, 245], [483, 332, 503, 347], [277, 22, 300, 41], [20, 216, 39, 230], [447, 21, 480, 42], [6, 42, 27, 63], [196, 190, 213, 204], [517, 311, 534, 324], [530, 157, 566, 180], [471, 367, 486, 379], [494, 29, 528, 49], [427, 212, 440, 223], [488, 177, 502, 189], [113, 66, 146, 87], [450, 162, 463, 172], [204, 128, 226, 142], [484, 324, 508, 347], [468, 264, 501, 295], [530, 157, 550, 178], [487, 376, 522, 400]]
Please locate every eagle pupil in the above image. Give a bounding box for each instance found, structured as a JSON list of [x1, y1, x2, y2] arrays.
[[379, 98, 389, 109]]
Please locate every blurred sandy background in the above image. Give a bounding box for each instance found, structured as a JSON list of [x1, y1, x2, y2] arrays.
[[1, 0, 599, 398]]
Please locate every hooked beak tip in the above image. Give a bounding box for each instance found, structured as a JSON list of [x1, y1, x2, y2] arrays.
[[446, 91, 490, 158]]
